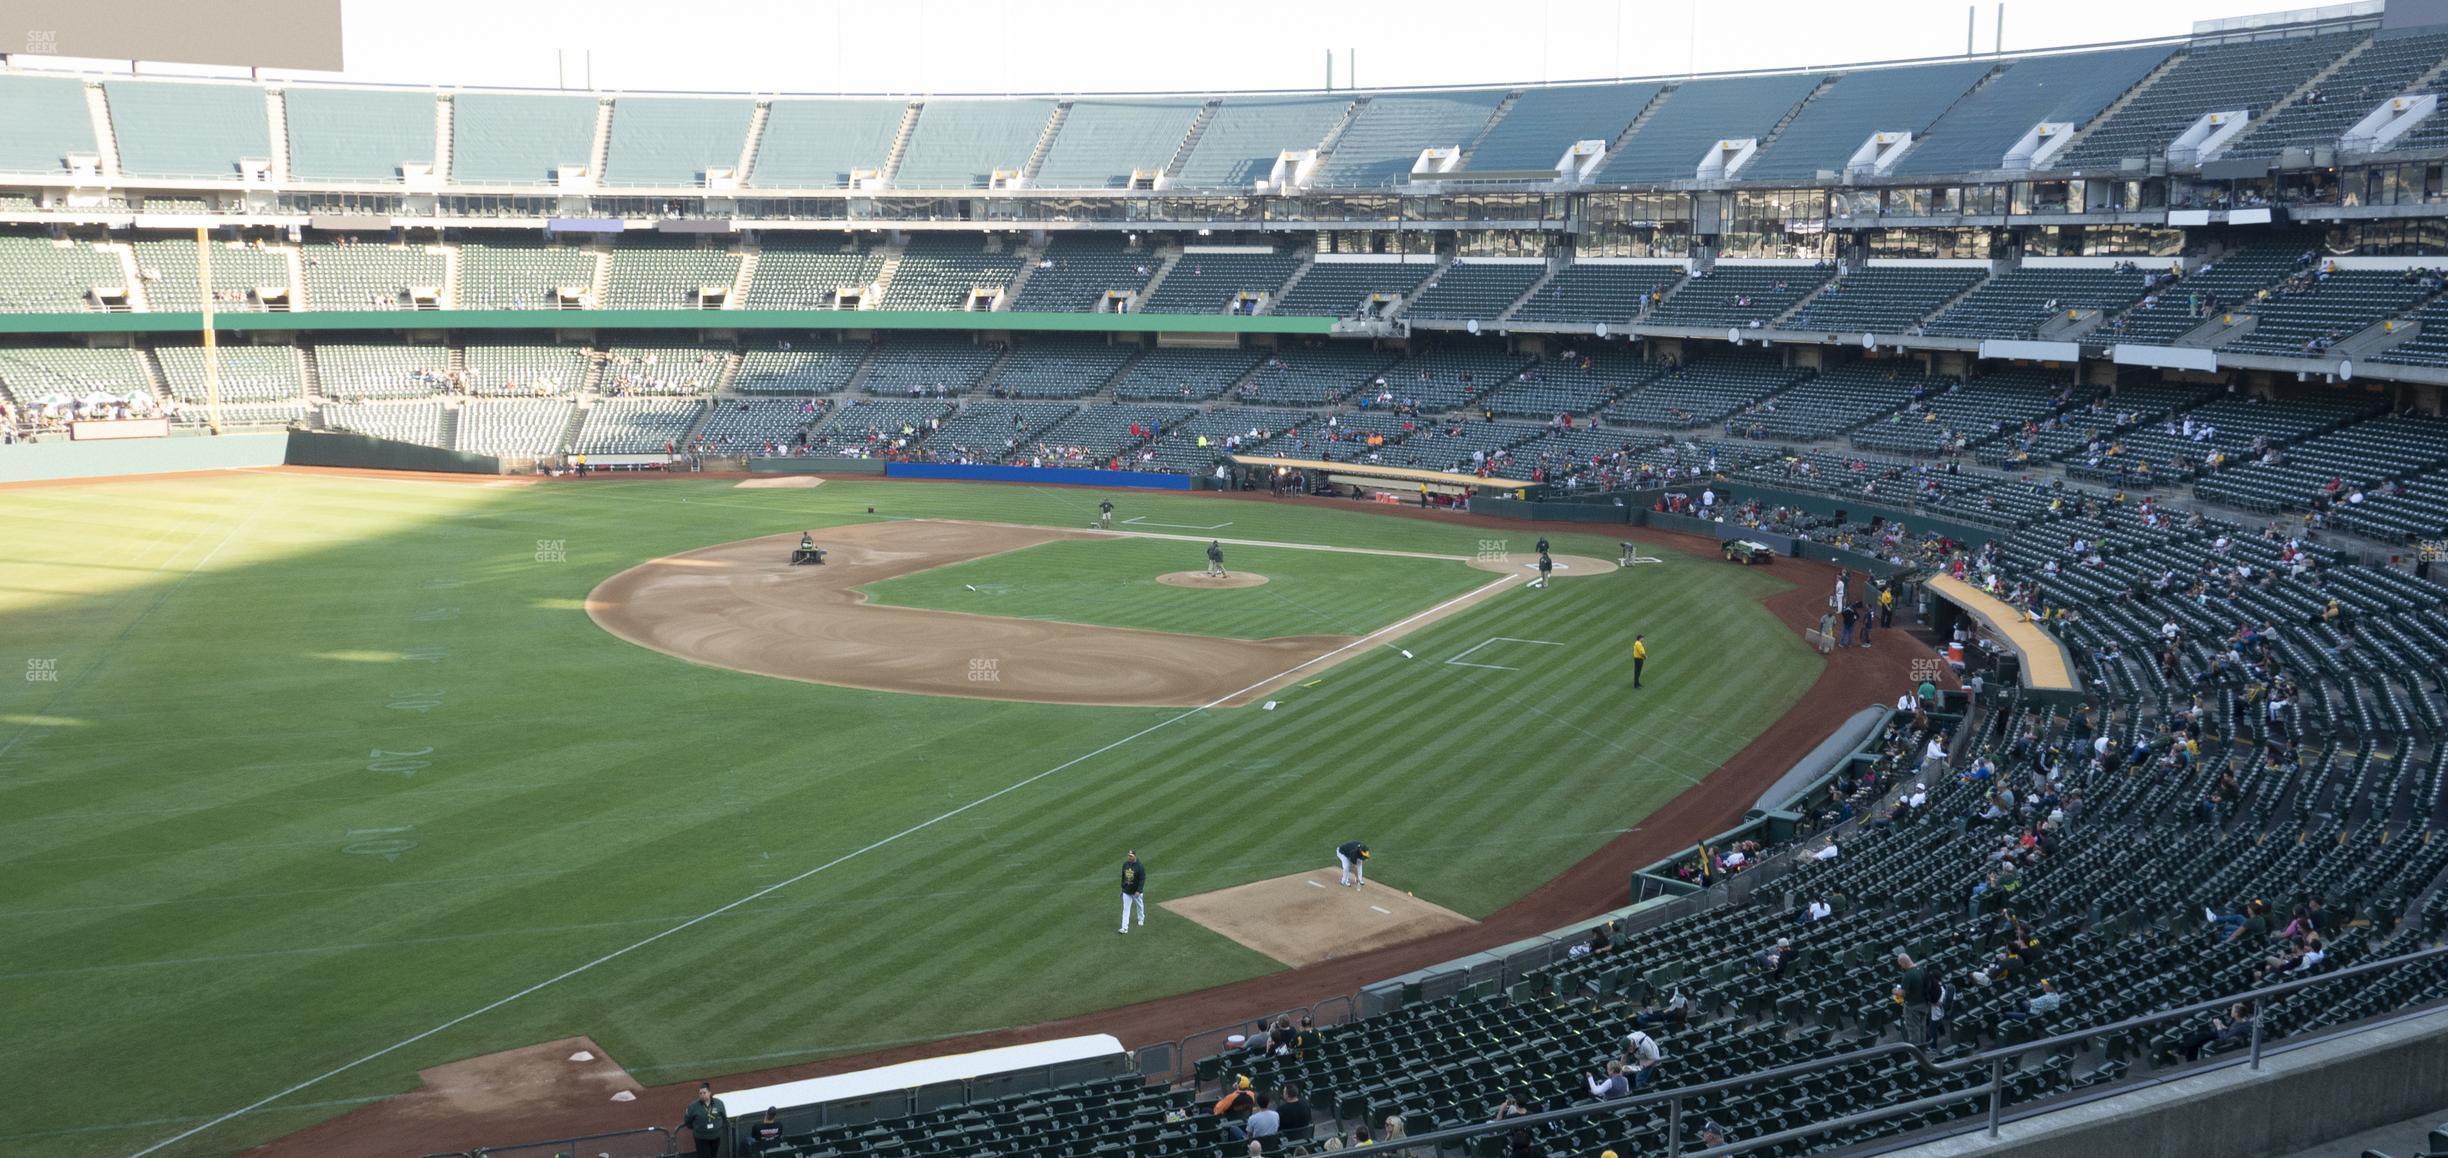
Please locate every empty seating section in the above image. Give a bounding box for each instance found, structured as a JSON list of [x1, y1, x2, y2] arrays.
[[1239, 343, 1400, 406], [2058, 33, 2361, 168], [2334, 467, 2448, 540], [1510, 263, 1685, 324], [1602, 353, 1805, 428], [1728, 363, 1934, 439], [1364, 345, 1535, 412], [461, 342, 588, 396], [1111, 346, 1261, 401], [603, 244, 742, 310], [0, 346, 151, 407], [918, 401, 1077, 458], [1892, 44, 2172, 175], [455, 398, 573, 455], [284, 88, 434, 181], [732, 345, 863, 394], [894, 100, 1055, 188], [750, 100, 906, 188], [1006, 237, 1158, 312], [1647, 264, 1833, 328], [989, 340, 1134, 399], [1462, 83, 1659, 173], [2066, 394, 2376, 485], [322, 401, 445, 446], [1984, 383, 2215, 466], [599, 346, 725, 395], [2229, 31, 2448, 157], [1786, 264, 1985, 333], [743, 244, 882, 310], [460, 243, 598, 310], [2104, 246, 2298, 345], [302, 243, 444, 310], [1271, 259, 1436, 317], [1384, 417, 1545, 473], [154, 344, 301, 403], [880, 235, 1023, 311], [132, 239, 291, 313], [450, 93, 597, 184], [860, 336, 1000, 395], [1032, 100, 1201, 188], [2376, 296, 2448, 367], [806, 397, 956, 454], [1482, 349, 1662, 416], [0, 237, 127, 312], [1852, 368, 2090, 454], [314, 342, 450, 400], [1602, 73, 1823, 182], [696, 398, 827, 452], [1173, 96, 1350, 187], [104, 81, 269, 179], [1743, 61, 1991, 181], [1140, 249, 1303, 314], [1404, 262, 1542, 322], [1027, 403, 1193, 465], [0, 76, 97, 174], [2225, 270, 2435, 356], [1924, 266, 2154, 339], [1316, 91, 1505, 185], [603, 98, 751, 186], [571, 397, 705, 453], [2196, 415, 2448, 511]]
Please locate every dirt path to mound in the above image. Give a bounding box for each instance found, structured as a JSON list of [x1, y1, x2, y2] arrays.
[[257, 506, 1945, 1158], [587, 520, 1515, 708]]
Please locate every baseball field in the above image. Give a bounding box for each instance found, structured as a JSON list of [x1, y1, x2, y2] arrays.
[[0, 469, 1821, 1156]]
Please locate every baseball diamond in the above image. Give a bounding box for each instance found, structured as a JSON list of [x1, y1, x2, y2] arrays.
[[18, 3, 2448, 1154]]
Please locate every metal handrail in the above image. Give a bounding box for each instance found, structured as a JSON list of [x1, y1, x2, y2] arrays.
[[1331, 943, 2448, 1155], [460, 1125, 675, 1157]]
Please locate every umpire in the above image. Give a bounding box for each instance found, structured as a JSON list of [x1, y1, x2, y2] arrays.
[[679, 1082, 728, 1157], [1119, 850, 1147, 934]]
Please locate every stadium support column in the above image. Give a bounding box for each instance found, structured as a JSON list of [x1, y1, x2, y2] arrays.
[[197, 225, 220, 436]]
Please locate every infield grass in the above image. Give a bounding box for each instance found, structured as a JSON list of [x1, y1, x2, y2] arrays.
[[0, 474, 1818, 1156], [860, 536, 1491, 639]]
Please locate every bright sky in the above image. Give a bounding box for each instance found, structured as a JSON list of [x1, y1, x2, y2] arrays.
[[51, 0, 2340, 93]]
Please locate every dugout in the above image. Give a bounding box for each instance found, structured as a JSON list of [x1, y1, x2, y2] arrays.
[[1920, 573, 2085, 705], [1226, 454, 1531, 505], [717, 1034, 1130, 1146]]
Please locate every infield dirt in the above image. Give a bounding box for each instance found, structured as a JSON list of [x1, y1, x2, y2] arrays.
[[587, 519, 1513, 708]]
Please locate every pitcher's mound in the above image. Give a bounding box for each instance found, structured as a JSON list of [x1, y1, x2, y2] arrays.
[[1157, 571, 1269, 589], [1468, 553, 1617, 580], [1160, 870, 1475, 967], [733, 476, 825, 489]]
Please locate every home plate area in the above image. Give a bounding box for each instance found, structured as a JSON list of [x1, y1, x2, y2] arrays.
[[1158, 869, 1476, 967]]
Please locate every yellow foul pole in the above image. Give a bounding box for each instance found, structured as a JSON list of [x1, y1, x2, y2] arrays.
[[197, 226, 220, 435]]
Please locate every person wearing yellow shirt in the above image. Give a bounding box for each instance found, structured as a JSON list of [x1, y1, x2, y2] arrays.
[[1879, 586, 1895, 630], [1632, 635, 1648, 689]]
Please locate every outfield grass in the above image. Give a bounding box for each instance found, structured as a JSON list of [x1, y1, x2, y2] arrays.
[[861, 536, 1491, 639], [0, 475, 1818, 1156]]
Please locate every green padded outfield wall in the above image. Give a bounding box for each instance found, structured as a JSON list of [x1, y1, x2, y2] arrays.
[[0, 431, 289, 483], [0, 309, 1339, 336], [284, 429, 507, 475]]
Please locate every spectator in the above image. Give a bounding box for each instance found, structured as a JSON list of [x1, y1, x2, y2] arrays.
[[1491, 1089, 1531, 1121], [2179, 1002, 2256, 1061], [1214, 1075, 1257, 1140], [1276, 1083, 1314, 1141], [2002, 978, 2062, 1022], [1247, 1094, 1280, 1139], [1636, 989, 1691, 1029], [1756, 937, 1794, 979], [1586, 1059, 1631, 1099], [749, 1107, 783, 1154], [1382, 1115, 1405, 1140], [1506, 1128, 1544, 1155], [1621, 1028, 1663, 1089], [1894, 951, 1935, 1045]]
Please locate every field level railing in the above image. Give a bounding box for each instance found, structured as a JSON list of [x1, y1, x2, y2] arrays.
[[426, 1125, 676, 1158]]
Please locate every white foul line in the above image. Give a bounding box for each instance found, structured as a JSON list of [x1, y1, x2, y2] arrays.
[[132, 570, 1520, 1157], [1119, 516, 1236, 530], [1444, 636, 1565, 672]]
